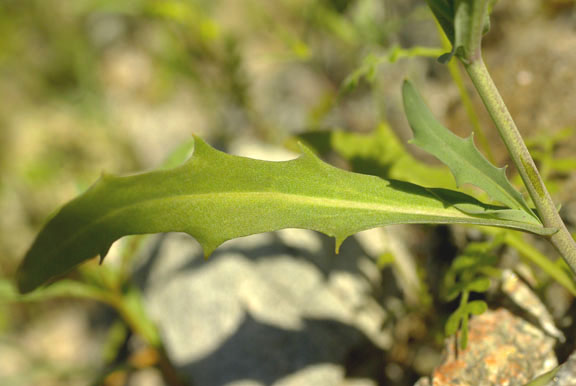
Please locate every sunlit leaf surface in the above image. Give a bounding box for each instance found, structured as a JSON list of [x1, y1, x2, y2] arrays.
[[18, 137, 554, 293]]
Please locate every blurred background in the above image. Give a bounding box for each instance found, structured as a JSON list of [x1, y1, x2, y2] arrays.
[[1, 0, 576, 385]]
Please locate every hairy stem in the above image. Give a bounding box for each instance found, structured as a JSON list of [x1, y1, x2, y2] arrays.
[[464, 58, 576, 274]]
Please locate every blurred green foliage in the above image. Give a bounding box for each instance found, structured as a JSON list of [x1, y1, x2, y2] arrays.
[[1, 0, 575, 385]]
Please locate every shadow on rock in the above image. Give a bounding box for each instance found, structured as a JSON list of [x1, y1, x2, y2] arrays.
[[179, 311, 385, 386]]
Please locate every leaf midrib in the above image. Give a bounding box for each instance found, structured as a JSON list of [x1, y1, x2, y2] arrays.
[[41, 190, 473, 259]]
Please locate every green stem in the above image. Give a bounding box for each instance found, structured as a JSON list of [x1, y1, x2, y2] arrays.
[[112, 289, 189, 386], [464, 58, 576, 274]]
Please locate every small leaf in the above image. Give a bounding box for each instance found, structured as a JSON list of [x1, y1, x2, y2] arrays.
[[450, 253, 498, 273], [466, 277, 491, 293], [445, 308, 463, 335], [17, 137, 553, 293], [402, 80, 539, 222], [445, 277, 491, 300], [465, 299, 488, 315], [444, 287, 462, 302]]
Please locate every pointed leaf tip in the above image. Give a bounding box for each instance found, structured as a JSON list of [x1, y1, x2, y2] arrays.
[[335, 236, 347, 254], [201, 243, 217, 260], [99, 244, 112, 264]]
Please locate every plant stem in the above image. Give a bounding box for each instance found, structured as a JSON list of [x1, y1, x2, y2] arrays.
[[464, 58, 576, 274], [113, 291, 189, 386]]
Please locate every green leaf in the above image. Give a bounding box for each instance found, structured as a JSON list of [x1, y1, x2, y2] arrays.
[[450, 253, 498, 273], [465, 299, 488, 315], [466, 277, 491, 292], [121, 286, 161, 346], [17, 137, 554, 293], [445, 298, 488, 349], [445, 307, 463, 335], [402, 80, 539, 222], [525, 366, 561, 386], [445, 277, 491, 301]]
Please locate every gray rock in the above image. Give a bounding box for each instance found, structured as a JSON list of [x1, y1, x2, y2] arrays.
[[136, 229, 390, 386], [544, 350, 576, 386]]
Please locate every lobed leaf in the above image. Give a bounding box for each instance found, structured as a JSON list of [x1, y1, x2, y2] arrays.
[[18, 137, 554, 293], [402, 80, 539, 223]]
